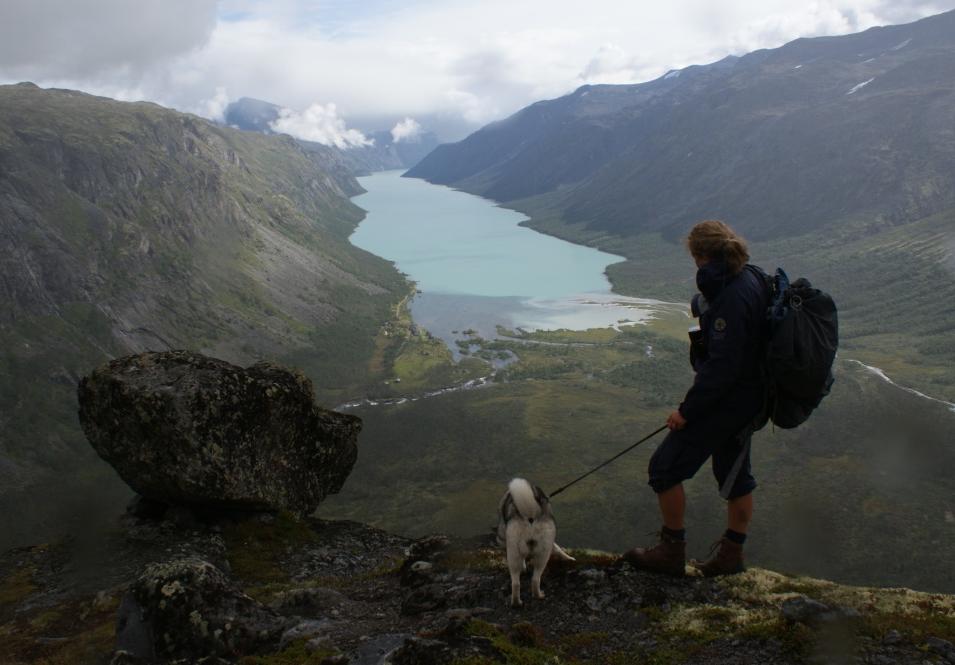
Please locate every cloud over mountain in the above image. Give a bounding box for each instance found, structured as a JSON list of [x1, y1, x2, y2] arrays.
[[2, 0, 954, 139], [269, 103, 372, 149], [390, 117, 422, 143], [198, 87, 230, 123], [578, 44, 648, 85]]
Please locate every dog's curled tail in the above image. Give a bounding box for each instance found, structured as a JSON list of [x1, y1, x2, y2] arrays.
[[508, 477, 542, 521]]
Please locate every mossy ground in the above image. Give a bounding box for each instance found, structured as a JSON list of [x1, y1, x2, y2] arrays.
[[456, 619, 568, 665], [725, 568, 955, 644], [438, 546, 505, 573], [0, 566, 37, 613], [453, 606, 796, 665], [445, 564, 955, 664], [238, 639, 337, 665], [223, 512, 321, 586], [0, 591, 119, 665]]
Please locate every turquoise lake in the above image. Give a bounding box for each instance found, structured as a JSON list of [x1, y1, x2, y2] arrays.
[[350, 170, 679, 353]]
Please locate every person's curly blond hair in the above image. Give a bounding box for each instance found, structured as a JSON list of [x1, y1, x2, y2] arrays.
[[686, 220, 750, 275]]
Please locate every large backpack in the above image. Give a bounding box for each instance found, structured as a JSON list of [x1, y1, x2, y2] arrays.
[[757, 267, 839, 429]]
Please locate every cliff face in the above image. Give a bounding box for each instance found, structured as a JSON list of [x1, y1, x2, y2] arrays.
[[0, 84, 404, 535], [0, 83, 390, 354]]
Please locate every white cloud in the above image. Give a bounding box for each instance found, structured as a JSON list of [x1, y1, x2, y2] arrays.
[[727, 3, 868, 53], [579, 44, 648, 85], [391, 117, 422, 143], [197, 87, 230, 122], [269, 103, 372, 149], [1, 0, 953, 139], [0, 0, 217, 81]]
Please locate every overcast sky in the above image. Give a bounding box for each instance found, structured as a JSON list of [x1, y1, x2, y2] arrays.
[[2, 0, 953, 142]]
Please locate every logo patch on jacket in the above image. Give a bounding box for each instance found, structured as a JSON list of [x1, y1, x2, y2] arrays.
[[714, 318, 727, 332]]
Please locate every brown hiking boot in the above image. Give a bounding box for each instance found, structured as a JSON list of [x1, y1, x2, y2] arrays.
[[622, 532, 686, 576], [691, 538, 745, 577]]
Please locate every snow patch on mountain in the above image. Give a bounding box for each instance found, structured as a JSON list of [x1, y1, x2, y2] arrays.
[[847, 78, 875, 95]]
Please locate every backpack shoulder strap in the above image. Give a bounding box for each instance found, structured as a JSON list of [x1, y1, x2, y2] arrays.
[[745, 264, 775, 295]]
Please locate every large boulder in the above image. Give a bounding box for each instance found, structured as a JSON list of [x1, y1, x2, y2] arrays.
[[78, 351, 360, 515]]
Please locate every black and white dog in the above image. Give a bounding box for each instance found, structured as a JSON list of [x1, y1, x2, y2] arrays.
[[497, 478, 575, 607]]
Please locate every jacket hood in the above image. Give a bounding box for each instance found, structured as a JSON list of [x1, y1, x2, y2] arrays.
[[695, 260, 737, 302]]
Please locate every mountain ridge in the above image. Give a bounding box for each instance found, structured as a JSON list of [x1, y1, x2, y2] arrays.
[[404, 9, 955, 402], [0, 83, 407, 545], [407, 9, 955, 241]]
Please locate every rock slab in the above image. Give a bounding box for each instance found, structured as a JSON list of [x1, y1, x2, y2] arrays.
[[78, 350, 360, 515], [121, 557, 287, 660]]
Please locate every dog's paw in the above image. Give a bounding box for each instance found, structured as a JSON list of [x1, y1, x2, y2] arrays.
[[533, 590, 546, 600], [510, 598, 523, 608]]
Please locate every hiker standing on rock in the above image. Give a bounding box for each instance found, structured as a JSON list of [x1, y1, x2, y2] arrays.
[[624, 220, 771, 577]]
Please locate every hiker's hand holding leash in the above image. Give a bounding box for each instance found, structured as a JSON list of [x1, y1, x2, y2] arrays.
[[666, 410, 687, 431]]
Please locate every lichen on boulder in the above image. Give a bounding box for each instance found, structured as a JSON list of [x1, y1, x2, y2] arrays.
[[77, 350, 360, 515], [120, 557, 288, 661]]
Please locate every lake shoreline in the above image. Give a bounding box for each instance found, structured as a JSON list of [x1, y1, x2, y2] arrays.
[[349, 170, 686, 365]]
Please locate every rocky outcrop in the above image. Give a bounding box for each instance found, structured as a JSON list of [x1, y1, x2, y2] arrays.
[[118, 557, 288, 661], [77, 351, 360, 515], [3, 513, 955, 665]]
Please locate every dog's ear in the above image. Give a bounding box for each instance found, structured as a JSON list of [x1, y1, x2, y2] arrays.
[[532, 485, 549, 507]]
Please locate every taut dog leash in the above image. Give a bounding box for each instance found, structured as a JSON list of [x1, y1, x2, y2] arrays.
[[549, 424, 668, 498]]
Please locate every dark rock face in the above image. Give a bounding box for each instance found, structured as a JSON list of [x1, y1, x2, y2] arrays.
[[123, 557, 287, 660], [77, 351, 360, 515]]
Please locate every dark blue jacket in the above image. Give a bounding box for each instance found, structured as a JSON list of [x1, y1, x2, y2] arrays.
[[679, 262, 770, 423]]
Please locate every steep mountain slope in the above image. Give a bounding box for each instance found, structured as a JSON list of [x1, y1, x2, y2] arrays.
[[406, 10, 955, 400], [368, 129, 441, 172], [0, 83, 405, 540], [408, 10, 955, 242], [225, 97, 440, 173]]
